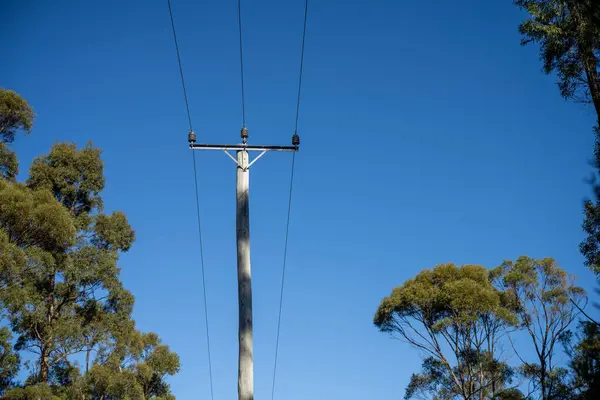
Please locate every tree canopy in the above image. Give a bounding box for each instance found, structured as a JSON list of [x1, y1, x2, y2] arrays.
[[514, 6, 600, 398], [0, 88, 34, 180], [0, 88, 34, 142], [515, 0, 600, 276], [375, 257, 590, 400], [497, 257, 585, 400], [0, 89, 180, 398], [515, 0, 600, 120], [374, 263, 520, 400]]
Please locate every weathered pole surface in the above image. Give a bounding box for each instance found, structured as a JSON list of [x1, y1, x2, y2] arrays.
[[236, 149, 253, 400]]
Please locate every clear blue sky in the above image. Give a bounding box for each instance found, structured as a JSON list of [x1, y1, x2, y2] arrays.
[[3, 0, 600, 398]]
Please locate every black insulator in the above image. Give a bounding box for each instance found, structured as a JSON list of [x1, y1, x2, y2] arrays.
[[292, 133, 300, 146], [188, 130, 196, 143], [241, 127, 249, 139]]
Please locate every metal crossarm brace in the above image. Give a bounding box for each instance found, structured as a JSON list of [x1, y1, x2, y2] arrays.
[[190, 143, 299, 152]]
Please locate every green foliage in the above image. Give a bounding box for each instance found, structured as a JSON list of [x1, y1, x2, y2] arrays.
[[0, 136, 179, 397], [514, 1, 600, 277], [0, 89, 34, 143], [498, 257, 584, 400], [0, 142, 18, 180], [376, 258, 587, 400], [405, 357, 451, 400], [375, 263, 519, 399], [562, 321, 600, 399], [0, 180, 76, 251], [581, 196, 600, 276], [405, 352, 520, 400], [0, 142, 136, 384], [0, 327, 20, 394], [0, 88, 34, 181], [515, 0, 600, 110], [3, 383, 61, 400], [86, 331, 180, 399], [93, 211, 135, 252], [493, 388, 526, 400], [0, 88, 34, 180], [374, 263, 516, 332], [28, 142, 105, 217], [86, 364, 145, 399]]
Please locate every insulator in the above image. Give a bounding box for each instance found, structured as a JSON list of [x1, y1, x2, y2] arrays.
[[188, 130, 196, 143], [292, 133, 300, 146], [241, 127, 249, 139]]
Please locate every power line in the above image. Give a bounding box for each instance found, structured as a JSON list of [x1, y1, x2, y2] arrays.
[[271, 1, 309, 398], [167, 0, 193, 131], [166, 1, 215, 399], [191, 150, 215, 400], [238, 0, 247, 127], [271, 152, 297, 400], [294, 0, 310, 134]]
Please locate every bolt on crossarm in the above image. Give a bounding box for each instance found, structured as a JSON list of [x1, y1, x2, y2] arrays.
[[188, 127, 299, 400]]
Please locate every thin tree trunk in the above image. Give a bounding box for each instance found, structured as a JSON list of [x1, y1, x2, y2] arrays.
[[40, 273, 56, 383], [40, 345, 50, 382], [540, 358, 547, 400], [582, 52, 600, 126], [575, 6, 600, 125], [86, 348, 91, 373]]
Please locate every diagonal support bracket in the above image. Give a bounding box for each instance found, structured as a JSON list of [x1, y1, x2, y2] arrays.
[[223, 150, 239, 165], [222, 149, 268, 170], [246, 150, 267, 170]]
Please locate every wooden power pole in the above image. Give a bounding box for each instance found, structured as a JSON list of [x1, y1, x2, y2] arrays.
[[189, 127, 299, 400]]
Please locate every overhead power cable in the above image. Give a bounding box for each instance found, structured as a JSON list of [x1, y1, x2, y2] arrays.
[[271, 1, 309, 399], [294, 0, 310, 135], [167, 1, 215, 399]]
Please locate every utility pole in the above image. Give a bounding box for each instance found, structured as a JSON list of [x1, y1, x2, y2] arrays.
[[189, 127, 299, 400]]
